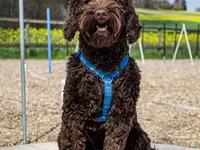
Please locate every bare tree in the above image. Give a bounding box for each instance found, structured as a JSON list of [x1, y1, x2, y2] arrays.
[[0, 0, 18, 17], [135, 0, 171, 9], [173, 0, 183, 9], [181, 0, 187, 10], [195, 7, 200, 12], [0, 0, 65, 20], [135, 0, 145, 8]]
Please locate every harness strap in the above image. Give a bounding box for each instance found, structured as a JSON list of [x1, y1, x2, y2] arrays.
[[76, 51, 129, 122]]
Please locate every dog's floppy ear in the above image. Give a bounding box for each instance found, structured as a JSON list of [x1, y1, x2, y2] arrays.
[[63, 0, 84, 41], [126, 3, 142, 44]]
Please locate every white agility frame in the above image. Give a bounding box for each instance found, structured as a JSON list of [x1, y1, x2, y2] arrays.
[[75, 38, 79, 52], [172, 23, 194, 66], [129, 38, 145, 65]]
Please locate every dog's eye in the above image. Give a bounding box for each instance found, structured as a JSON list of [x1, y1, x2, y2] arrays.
[[119, 8, 125, 15], [79, 0, 90, 3]]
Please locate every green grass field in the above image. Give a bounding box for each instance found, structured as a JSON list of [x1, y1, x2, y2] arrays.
[[0, 47, 198, 60], [137, 8, 200, 29], [130, 48, 199, 60], [0, 47, 74, 59]]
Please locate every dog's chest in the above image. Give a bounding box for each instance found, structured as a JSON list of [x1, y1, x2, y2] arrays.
[[76, 64, 130, 118], [78, 69, 103, 103]]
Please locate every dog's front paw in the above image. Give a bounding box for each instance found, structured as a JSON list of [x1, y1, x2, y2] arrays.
[[103, 136, 121, 150], [104, 143, 120, 150]]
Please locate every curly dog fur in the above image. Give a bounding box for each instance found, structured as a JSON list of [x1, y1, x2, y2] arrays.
[[58, 0, 154, 149]]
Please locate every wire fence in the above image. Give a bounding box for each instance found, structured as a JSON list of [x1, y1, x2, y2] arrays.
[[0, 17, 200, 59]]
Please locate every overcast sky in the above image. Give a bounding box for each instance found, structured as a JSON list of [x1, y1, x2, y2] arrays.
[[168, 0, 199, 11]]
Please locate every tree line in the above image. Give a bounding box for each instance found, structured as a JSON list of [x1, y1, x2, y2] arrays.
[[0, 0, 67, 28], [135, 0, 187, 10], [0, 0, 191, 28], [0, 0, 66, 20], [0, 0, 189, 19]]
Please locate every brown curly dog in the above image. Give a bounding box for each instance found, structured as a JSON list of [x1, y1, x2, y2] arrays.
[[58, 0, 154, 150]]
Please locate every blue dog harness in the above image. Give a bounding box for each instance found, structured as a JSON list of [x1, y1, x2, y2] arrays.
[[76, 51, 129, 123]]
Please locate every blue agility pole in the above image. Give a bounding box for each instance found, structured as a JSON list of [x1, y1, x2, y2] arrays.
[[19, 0, 27, 144], [47, 8, 52, 73]]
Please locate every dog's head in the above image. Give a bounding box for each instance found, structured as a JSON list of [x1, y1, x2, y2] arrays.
[[64, 0, 141, 48]]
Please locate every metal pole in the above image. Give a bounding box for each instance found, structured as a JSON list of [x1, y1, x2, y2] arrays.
[[163, 23, 166, 60], [19, 0, 27, 144], [174, 24, 178, 51], [196, 24, 200, 60], [47, 8, 52, 73], [142, 23, 145, 48]]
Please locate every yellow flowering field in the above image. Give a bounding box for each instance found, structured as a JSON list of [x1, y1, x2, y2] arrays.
[[140, 31, 198, 49], [0, 27, 198, 49], [0, 27, 78, 45]]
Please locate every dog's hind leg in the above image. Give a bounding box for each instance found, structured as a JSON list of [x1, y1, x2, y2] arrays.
[[124, 123, 153, 150]]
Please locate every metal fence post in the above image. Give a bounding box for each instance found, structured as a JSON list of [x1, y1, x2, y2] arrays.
[[196, 24, 200, 60], [163, 23, 166, 60], [174, 24, 178, 52], [142, 23, 145, 49], [158, 28, 162, 56], [66, 41, 69, 60], [25, 24, 30, 57]]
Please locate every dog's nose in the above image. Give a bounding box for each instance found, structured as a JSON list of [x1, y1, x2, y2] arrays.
[[95, 9, 108, 20]]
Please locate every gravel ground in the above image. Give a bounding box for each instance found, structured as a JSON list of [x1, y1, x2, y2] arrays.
[[0, 59, 200, 148]]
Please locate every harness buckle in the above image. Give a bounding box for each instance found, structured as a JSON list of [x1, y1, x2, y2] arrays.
[[103, 74, 113, 82]]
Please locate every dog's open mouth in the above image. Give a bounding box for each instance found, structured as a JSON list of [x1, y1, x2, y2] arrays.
[[85, 20, 114, 38], [96, 22, 108, 32], [96, 24, 107, 32]]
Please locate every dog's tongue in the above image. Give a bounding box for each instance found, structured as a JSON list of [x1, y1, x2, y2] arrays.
[[97, 25, 107, 32]]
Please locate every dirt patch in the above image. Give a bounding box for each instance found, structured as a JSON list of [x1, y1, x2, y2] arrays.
[[0, 60, 200, 148]]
